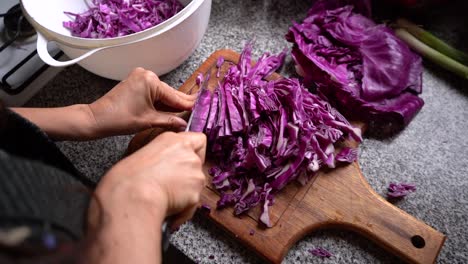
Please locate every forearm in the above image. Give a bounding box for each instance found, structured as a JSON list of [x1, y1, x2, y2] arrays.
[[11, 105, 98, 141], [82, 180, 166, 264]]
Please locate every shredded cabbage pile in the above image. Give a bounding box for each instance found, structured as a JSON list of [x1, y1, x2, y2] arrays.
[[63, 0, 184, 38], [286, 0, 424, 133], [189, 43, 361, 227]]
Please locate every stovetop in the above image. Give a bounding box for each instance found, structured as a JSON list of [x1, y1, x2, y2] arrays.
[[0, 0, 63, 106]]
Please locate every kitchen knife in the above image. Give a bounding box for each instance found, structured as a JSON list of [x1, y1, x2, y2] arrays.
[[185, 108, 195, 132], [161, 73, 209, 253], [184, 72, 210, 132]]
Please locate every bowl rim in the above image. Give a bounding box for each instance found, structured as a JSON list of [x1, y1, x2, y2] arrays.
[[20, 0, 203, 48]]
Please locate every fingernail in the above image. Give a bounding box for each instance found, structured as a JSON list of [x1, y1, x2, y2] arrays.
[[179, 126, 187, 132]]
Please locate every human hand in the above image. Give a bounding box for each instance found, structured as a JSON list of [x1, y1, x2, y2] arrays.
[[84, 131, 206, 264], [88, 67, 195, 138], [90, 131, 207, 230]]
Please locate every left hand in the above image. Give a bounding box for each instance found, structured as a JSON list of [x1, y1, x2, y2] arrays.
[[88, 67, 195, 138]]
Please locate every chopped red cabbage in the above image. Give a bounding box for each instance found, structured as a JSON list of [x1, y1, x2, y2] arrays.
[[196, 73, 204, 86], [387, 182, 416, 199], [286, 0, 424, 133], [309, 247, 333, 258], [189, 85, 212, 132], [63, 0, 184, 38], [192, 43, 362, 227], [335, 147, 358, 163], [216, 56, 225, 78]]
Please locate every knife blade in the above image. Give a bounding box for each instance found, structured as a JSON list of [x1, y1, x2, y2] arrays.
[[185, 109, 195, 132], [185, 72, 210, 132], [162, 72, 210, 252]]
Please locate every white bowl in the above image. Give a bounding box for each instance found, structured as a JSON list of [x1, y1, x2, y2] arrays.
[[20, 0, 211, 80]]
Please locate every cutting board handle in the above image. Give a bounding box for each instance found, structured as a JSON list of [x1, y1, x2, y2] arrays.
[[306, 163, 446, 264]]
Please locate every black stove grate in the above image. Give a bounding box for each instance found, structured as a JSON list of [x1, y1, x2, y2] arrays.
[[0, 3, 63, 95], [1, 50, 63, 95]]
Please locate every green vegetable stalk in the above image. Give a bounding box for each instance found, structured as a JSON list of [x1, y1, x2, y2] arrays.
[[396, 18, 468, 65], [395, 28, 468, 79]]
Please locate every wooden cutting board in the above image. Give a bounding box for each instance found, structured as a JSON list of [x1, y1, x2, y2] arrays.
[[127, 49, 446, 264]]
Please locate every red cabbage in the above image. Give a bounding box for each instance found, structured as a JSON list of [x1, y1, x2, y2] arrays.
[[335, 147, 358, 163], [309, 247, 333, 258], [216, 56, 225, 78], [387, 182, 416, 199], [192, 43, 362, 227], [63, 0, 184, 38], [196, 73, 204, 86], [189, 74, 212, 132], [286, 0, 424, 132]]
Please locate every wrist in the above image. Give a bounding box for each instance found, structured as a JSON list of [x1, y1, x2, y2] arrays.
[[90, 174, 168, 228], [59, 104, 100, 141], [85, 177, 166, 264], [77, 103, 101, 140]]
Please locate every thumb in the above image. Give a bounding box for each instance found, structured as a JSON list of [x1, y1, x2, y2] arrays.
[[149, 111, 187, 130]]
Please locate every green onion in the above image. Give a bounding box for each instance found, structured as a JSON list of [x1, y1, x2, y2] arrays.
[[396, 18, 468, 65], [395, 28, 468, 79]]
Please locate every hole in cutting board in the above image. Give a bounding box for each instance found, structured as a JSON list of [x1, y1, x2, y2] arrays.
[[411, 235, 425, 248]]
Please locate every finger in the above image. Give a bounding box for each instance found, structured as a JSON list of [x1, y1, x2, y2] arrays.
[[175, 90, 197, 101], [155, 81, 195, 111], [153, 97, 195, 113], [181, 132, 207, 164], [170, 205, 198, 231], [171, 85, 197, 107], [150, 112, 188, 130], [176, 110, 192, 121]]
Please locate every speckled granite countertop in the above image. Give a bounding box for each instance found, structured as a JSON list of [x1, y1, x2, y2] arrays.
[[26, 0, 467, 263]]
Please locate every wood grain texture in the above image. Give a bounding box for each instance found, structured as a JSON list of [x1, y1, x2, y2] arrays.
[[127, 50, 446, 264]]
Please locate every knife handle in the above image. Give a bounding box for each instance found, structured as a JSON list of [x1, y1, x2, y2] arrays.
[[161, 220, 171, 252]]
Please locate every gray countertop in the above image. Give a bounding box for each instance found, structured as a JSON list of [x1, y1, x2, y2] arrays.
[[26, 0, 468, 263]]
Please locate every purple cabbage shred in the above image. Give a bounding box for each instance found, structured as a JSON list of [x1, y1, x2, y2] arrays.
[[63, 0, 184, 38], [196, 73, 204, 86], [309, 247, 333, 258], [387, 182, 416, 199], [216, 56, 225, 78], [216, 56, 225, 68], [335, 147, 358, 163]]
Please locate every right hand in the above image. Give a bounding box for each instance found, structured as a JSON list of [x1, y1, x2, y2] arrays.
[[92, 131, 207, 229]]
